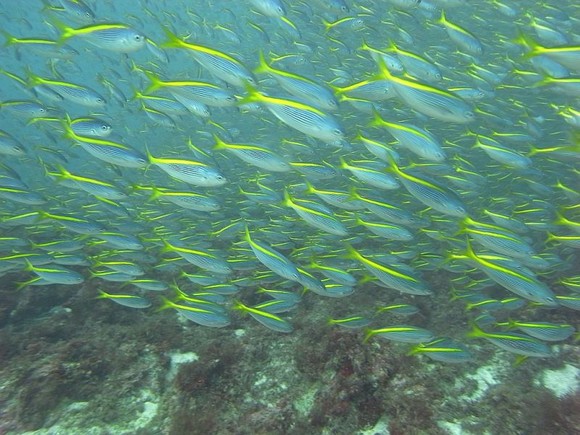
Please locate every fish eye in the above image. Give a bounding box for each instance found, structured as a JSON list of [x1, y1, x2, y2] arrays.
[[333, 128, 343, 136], [134, 35, 143, 42], [101, 125, 110, 131]]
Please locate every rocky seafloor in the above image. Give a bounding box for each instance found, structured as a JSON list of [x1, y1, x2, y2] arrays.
[[1, 271, 579, 435]]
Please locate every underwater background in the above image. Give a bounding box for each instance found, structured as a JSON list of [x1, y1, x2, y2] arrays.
[[0, 0, 579, 434]]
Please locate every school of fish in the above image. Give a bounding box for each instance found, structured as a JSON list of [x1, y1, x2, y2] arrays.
[[0, 0, 579, 365]]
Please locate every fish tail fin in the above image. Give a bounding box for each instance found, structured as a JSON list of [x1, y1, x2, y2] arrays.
[[407, 344, 422, 356], [96, 290, 110, 299], [212, 134, 228, 151], [0, 29, 16, 47], [369, 108, 385, 128], [237, 81, 262, 106], [281, 188, 293, 207], [23, 258, 34, 271], [358, 37, 372, 52], [50, 17, 74, 44], [232, 300, 248, 313], [362, 328, 374, 343], [156, 296, 175, 312], [161, 26, 184, 48], [466, 321, 485, 339], [243, 225, 252, 244], [303, 180, 316, 194], [342, 243, 358, 261], [438, 9, 447, 25], [16, 277, 40, 291], [143, 70, 163, 94], [376, 54, 394, 80], [146, 186, 164, 202], [514, 29, 542, 57], [254, 50, 272, 75], [24, 67, 42, 88], [321, 18, 332, 33]]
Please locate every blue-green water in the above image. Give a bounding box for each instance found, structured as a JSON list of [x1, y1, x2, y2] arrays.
[[0, 0, 579, 433]]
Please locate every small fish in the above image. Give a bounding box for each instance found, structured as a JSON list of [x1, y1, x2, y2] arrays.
[[147, 150, 227, 187], [364, 325, 435, 344], [450, 239, 558, 307], [386, 156, 467, 218], [97, 290, 151, 309], [474, 135, 532, 169], [467, 323, 552, 358], [376, 58, 474, 124], [497, 320, 575, 342], [213, 135, 290, 172], [69, 117, 112, 137], [355, 215, 414, 241], [56, 21, 146, 53], [127, 279, 168, 292], [159, 297, 231, 328], [248, 0, 287, 17], [45, 165, 126, 200], [162, 27, 255, 87], [408, 337, 473, 363], [143, 70, 237, 107], [339, 157, 400, 190], [328, 315, 372, 329], [0, 130, 26, 156], [255, 51, 338, 111], [253, 298, 299, 314], [140, 185, 220, 212], [376, 304, 419, 316], [24, 259, 84, 285], [517, 32, 580, 73], [244, 226, 301, 282], [161, 239, 232, 275], [282, 190, 348, 236], [461, 216, 535, 260], [0, 100, 49, 119], [27, 72, 105, 108], [95, 232, 144, 250], [309, 259, 356, 286], [48, 0, 95, 24], [239, 84, 345, 144], [437, 10, 483, 56], [233, 300, 293, 333], [345, 244, 431, 296], [371, 112, 446, 162]]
